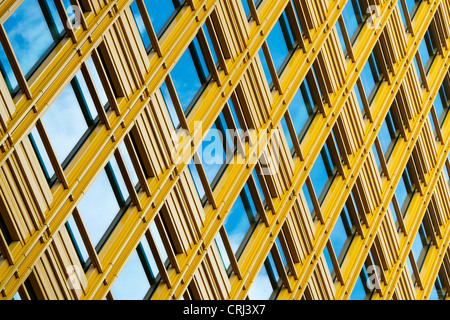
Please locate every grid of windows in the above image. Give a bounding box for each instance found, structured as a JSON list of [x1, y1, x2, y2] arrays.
[[0, 0, 449, 303]]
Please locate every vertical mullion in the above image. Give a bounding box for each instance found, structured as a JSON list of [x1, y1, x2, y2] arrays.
[[193, 152, 217, 209], [374, 136, 391, 180], [261, 41, 282, 94], [278, 230, 298, 279], [145, 229, 172, 288], [400, 0, 415, 35], [306, 69, 326, 117], [136, 0, 162, 57], [124, 134, 151, 197], [35, 119, 68, 189], [69, 0, 88, 29], [0, 227, 13, 264], [247, 173, 269, 227], [197, 27, 221, 86], [91, 49, 121, 116], [165, 74, 190, 130], [54, 0, 77, 42], [219, 226, 243, 279], [338, 15, 355, 62], [222, 102, 245, 157], [326, 240, 344, 285], [285, 1, 305, 52], [327, 134, 345, 179], [0, 25, 31, 99], [255, 161, 276, 214], [72, 207, 103, 273], [80, 62, 110, 130], [114, 148, 142, 211], [392, 194, 407, 235], [270, 244, 292, 292], [356, 77, 373, 122], [305, 176, 324, 224], [205, 17, 229, 75], [247, 0, 261, 25], [154, 214, 180, 273], [409, 251, 424, 289], [284, 111, 304, 160], [415, 51, 430, 91]]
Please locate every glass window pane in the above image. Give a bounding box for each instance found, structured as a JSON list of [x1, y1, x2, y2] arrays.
[[41, 84, 89, 164], [248, 262, 274, 300], [77, 169, 121, 248], [4, 0, 58, 78], [111, 249, 150, 300]]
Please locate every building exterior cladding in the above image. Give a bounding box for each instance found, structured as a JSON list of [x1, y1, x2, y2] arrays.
[[0, 0, 449, 301]]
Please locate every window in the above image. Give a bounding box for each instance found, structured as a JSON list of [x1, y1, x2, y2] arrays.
[[77, 160, 130, 253], [168, 30, 218, 116], [247, 251, 282, 300], [223, 182, 259, 261], [201, 111, 235, 188], [394, 166, 416, 217], [330, 206, 357, 265], [411, 219, 433, 271], [405, 0, 422, 18], [429, 268, 448, 300], [433, 81, 450, 127], [111, 224, 168, 300], [341, 0, 365, 44], [309, 143, 337, 204], [287, 80, 317, 143], [350, 263, 376, 300], [28, 57, 109, 186], [130, 0, 184, 51], [265, 10, 296, 74], [0, 0, 66, 95], [418, 26, 438, 74], [377, 107, 401, 162], [215, 170, 266, 276], [359, 51, 383, 104]]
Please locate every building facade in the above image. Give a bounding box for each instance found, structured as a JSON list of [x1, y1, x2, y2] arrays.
[[0, 0, 449, 300]]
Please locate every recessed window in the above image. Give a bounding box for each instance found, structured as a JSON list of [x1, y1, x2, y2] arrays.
[[330, 206, 357, 265], [111, 229, 166, 300], [394, 166, 416, 216], [247, 252, 281, 300], [405, 0, 422, 17], [359, 51, 383, 104], [2, 0, 65, 88], [341, 0, 364, 44], [77, 162, 129, 252], [223, 183, 259, 260], [265, 11, 295, 74], [40, 76, 97, 167], [411, 219, 433, 271], [130, 0, 184, 50], [309, 143, 337, 204], [28, 59, 108, 185], [418, 27, 438, 74], [170, 33, 214, 115], [350, 264, 375, 300], [288, 81, 316, 143], [376, 106, 400, 162]]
